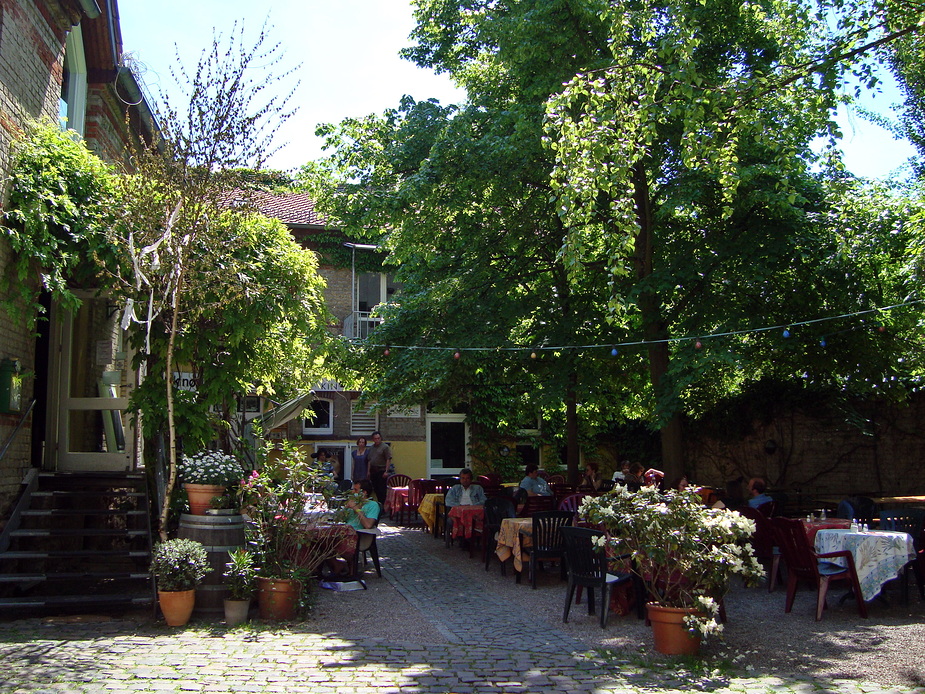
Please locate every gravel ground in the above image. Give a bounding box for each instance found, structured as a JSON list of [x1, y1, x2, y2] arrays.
[[309, 520, 925, 689]]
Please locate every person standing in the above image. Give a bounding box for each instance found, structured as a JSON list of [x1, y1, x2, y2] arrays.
[[351, 436, 370, 483], [367, 431, 392, 504]]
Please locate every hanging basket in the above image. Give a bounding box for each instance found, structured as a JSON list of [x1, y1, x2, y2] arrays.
[[646, 603, 702, 655]]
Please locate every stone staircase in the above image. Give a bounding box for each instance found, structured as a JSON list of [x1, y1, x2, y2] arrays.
[[0, 471, 155, 616]]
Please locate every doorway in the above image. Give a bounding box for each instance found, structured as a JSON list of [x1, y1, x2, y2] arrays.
[[427, 414, 468, 477]]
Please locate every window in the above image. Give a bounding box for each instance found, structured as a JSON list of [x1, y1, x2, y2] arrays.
[[350, 402, 378, 436], [302, 399, 333, 435], [59, 29, 87, 134]]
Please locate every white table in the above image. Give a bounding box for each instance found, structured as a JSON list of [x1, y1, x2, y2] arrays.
[[814, 529, 915, 602]]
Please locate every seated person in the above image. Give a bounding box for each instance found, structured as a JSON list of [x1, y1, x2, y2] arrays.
[[581, 462, 603, 491], [345, 479, 380, 530], [643, 467, 665, 489], [445, 468, 486, 507], [519, 463, 553, 497], [621, 462, 645, 491], [747, 477, 774, 509]]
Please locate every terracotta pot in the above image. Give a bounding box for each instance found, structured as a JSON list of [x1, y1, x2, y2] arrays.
[[158, 589, 196, 626], [184, 483, 226, 515], [646, 603, 702, 655], [223, 598, 251, 626], [256, 577, 301, 621]]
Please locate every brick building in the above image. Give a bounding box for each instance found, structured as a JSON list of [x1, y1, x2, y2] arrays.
[[0, 0, 154, 518]]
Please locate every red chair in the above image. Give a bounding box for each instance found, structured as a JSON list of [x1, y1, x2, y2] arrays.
[[518, 495, 556, 517], [550, 483, 577, 503], [398, 478, 435, 526], [547, 474, 566, 485], [770, 517, 868, 621], [387, 474, 411, 488], [738, 507, 781, 592], [477, 473, 502, 486], [558, 492, 588, 515]]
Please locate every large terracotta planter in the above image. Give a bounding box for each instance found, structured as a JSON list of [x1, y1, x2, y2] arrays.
[[257, 577, 301, 621], [646, 603, 702, 655], [223, 598, 251, 626], [184, 483, 226, 515], [158, 589, 196, 626]]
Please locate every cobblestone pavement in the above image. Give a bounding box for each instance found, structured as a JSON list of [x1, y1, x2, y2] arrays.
[[0, 526, 922, 694]]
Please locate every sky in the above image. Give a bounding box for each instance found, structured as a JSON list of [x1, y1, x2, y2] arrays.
[[118, 0, 917, 179]]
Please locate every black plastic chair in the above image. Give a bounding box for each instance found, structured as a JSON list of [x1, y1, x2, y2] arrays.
[[879, 508, 925, 601], [483, 496, 517, 574], [517, 510, 573, 589], [560, 526, 633, 628]]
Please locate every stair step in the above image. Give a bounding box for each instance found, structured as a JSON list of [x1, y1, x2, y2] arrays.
[[1, 549, 150, 560], [22, 509, 147, 517], [10, 528, 148, 538], [0, 594, 153, 609], [0, 572, 150, 582], [31, 490, 146, 498]]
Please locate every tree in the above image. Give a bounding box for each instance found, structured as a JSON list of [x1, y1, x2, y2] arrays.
[[110, 24, 331, 539]]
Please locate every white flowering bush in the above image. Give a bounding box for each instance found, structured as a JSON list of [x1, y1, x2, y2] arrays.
[[180, 450, 246, 486], [580, 485, 765, 639]]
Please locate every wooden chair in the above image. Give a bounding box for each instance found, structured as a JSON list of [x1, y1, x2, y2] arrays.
[[517, 510, 572, 589], [770, 516, 868, 620], [560, 526, 634, 628]]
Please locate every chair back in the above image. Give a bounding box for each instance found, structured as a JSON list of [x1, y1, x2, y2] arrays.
[[597, 479, 615, 493], [477, 473, 503, 487], [737, 506, 776, 561], [770, 516, 820, 580], [537, 470, 550, 480], [879, 508, 925, 535], [756, 500, 776, 517], [407, 478, 431, 505], [482, 484, 504, 499], [837, 496, 875, 525], [558, 493, 588, 514], [520, 494, 556, 517], [549, 483, 577, 502], [697, 487, 720, 507], [530, 510, 574, 552], [547, 474, 566, 485], [561, 526, 607, 583], [483, 496, 516, 528], [387, 474, 411, 488]]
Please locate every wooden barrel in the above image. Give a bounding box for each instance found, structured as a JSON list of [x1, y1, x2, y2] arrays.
[[177, 512, 246, 615]]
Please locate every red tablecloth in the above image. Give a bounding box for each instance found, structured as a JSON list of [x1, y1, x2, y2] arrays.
[[384, 487, 408, 517], [449, 505, 485, 540], [801, 518, 851, 545]]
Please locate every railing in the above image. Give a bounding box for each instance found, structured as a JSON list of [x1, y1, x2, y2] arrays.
[[343, 311, 383, 339], [0, 399, 35, 464]]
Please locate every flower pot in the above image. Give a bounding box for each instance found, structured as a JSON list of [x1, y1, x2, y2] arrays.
[[158, 589, 196, 626], [646, 603, 702, 655], [223, 598, 251, 626], [257, 577, 301, 621], [184, 483, 226, 515]]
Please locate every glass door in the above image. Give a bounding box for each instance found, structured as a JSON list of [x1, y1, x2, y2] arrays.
[[51, 295, 134, 471], [426, 414, 468, 477]]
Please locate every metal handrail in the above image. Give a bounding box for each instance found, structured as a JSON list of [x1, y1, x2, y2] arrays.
[[0, 399, 35, 464]]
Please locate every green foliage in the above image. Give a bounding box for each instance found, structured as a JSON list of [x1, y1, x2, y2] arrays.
[[224, 548, 259, 600], [1, 120, 120, 320], [150, 538, 212, 591]]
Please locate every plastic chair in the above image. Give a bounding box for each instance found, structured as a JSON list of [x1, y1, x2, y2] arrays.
[[836, 496, 875, 526], [878, 508, 925, 601], [770, 516, 868, 620], [756, 500, 776, 517], [547, 474, 566, 485], [344, 503, 382, 588], [517, 510, 573, 589], [558, 493, 588, 515], [387, 474, 412, 488], [597, 479, 615, 493], [398, 478, 434, 526], [483, 496, 517, 574], [518, 494, 556, 517], [738, 506, 781, 592], [537, 470, 550, 480], [560, 526, 634, 628]]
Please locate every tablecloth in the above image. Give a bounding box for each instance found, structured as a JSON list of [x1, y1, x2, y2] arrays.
[[815, 528, 915, 602], [419, 493, 445, 533], [495, 517, 532, 573], [384, 486, 408, 517], [449, 505, 485, 540], [801, 518, 851, 545]]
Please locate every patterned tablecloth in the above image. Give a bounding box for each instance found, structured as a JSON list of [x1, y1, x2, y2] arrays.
[[418, 493, 445, 533], [495, 517, 533, 573], [801, 518, 851, 545], [814, 529, 915, 602], [449, 505, 485, 540], [384, 487, 408, 517]]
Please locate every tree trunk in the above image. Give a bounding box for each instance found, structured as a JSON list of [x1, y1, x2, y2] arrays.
[[566, 373, 580, 484], [631, 162, 684, 481]]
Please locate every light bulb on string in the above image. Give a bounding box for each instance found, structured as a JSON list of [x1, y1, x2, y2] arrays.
[[530, 351, 537, 359], [611, 347, 618, 357], [383, 347, 390, 356], [695, 340, 702, 349], [819, 338, 826, 348], [453, 350, 461, 360], [782, 329, 791, 338]]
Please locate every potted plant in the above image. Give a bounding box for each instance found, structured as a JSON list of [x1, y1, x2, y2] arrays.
[[237, 440, 347, 620], [580, 485, 764, 654], [180, 451, 246, 515], [149, 538, 212, 626], [223, 548, 258, 626]]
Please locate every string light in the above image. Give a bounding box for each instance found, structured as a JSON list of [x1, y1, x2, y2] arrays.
[[360, 300, 920, 354]]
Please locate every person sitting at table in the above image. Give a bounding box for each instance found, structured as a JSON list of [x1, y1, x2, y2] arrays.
[[323, 480, 380, 578], [445, 468, 487, 507], [519, 464, 553, 497], [643, 467, 665, 490], [581, 462, 604, 491], [621, 462, 645, 491], [747, 477, 774, 510]]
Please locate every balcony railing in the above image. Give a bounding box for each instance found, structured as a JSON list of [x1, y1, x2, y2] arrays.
[[343, 311, 383, 339]]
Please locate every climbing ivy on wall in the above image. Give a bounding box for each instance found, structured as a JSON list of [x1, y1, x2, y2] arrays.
[[1, 119, 121, 322]]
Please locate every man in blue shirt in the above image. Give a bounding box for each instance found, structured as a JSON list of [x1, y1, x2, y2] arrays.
[[519, 464, 553, 497], [747, 477, 774, 510], [445, 468, 487, 507]]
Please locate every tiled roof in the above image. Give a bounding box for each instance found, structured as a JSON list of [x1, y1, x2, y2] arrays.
[[251, 191, 329, 227]]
